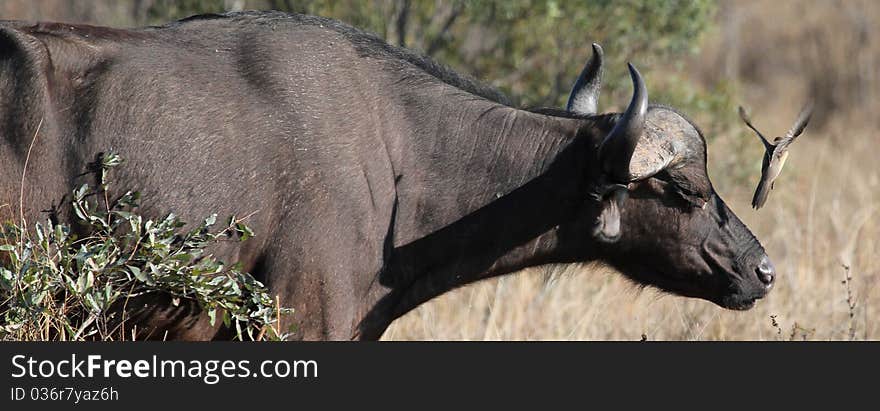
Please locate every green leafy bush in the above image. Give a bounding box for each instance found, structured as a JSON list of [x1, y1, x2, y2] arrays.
[[0, 153, 291, 341]]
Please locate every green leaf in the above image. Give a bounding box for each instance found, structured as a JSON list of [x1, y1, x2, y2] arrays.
[[34, 222, 44, 244], [85, 294, 101, 313], [54, 224, 67, 244]]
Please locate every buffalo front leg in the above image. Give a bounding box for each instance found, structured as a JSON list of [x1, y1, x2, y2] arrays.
[[260, 229, 393, 341]]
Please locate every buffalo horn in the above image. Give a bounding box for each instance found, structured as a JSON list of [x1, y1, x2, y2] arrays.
[[598, 63, 648, 183], [566, 43, 604, 115]]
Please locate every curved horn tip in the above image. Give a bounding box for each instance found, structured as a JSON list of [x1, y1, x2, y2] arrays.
[[626, 62, 640, 80], [625, 63, 648, 112], [566, 42, 605, 114]]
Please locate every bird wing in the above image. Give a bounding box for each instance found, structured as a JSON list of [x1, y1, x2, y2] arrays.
[[777, 101, 814, 150], [752, 171, 772, 209], [752, 152, 775, 209], [738, 106, 773, 150]]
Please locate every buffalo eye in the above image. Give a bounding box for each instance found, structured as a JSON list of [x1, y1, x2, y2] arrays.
[[647, 173, 705, 210], [653, 171, 709, 209]]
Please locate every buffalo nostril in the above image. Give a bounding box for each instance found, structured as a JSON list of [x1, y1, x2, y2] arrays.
[[756, 257, 775, 286]]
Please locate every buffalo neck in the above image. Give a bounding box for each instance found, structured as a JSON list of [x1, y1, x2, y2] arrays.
[[375, 83, 605, 324], [386, 81, 595, 248]]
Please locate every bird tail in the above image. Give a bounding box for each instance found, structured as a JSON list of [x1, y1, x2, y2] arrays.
[[752, 179, 771, 209]]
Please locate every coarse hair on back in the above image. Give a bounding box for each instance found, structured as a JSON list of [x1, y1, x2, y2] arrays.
[[170, 10, 514, 106]]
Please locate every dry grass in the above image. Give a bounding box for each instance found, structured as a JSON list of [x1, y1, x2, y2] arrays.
[[385, 0, 880, 341]]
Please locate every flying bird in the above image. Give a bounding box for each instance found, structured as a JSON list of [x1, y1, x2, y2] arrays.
[[738, 102, 814, 209]]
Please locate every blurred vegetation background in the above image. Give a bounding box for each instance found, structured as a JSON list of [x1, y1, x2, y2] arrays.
[[2, 0, 877, 340], [1, 1, 724, 118]]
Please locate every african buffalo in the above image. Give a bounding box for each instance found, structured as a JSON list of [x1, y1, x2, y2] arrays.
[[0, 11, 774, 340]]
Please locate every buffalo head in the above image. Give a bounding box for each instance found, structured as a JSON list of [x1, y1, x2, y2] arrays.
[[565, 44, 774, 310]]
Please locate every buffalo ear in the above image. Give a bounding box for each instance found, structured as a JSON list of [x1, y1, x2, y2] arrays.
[[592, 187, 627, 243]]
